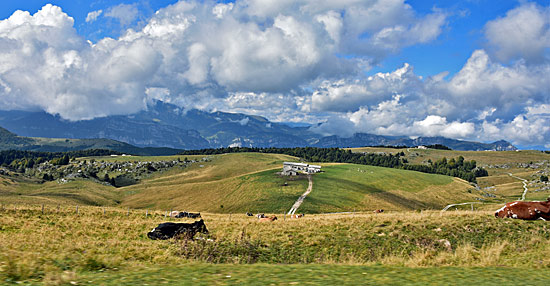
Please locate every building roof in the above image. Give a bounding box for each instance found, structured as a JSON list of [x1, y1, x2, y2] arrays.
[[283, 162, 309, 167], [283, 162, 321, 169]]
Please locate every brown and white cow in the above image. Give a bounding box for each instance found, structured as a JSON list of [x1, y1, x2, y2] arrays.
[[259, 215, 278, 222], [290, 213, 304, 218], [494, 198, 550, 220]]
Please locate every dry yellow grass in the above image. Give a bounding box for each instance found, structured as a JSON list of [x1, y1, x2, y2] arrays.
[[0, 178, 121, 206], [3, 204, 550, 285], [120, 153, 303, 212], [351, 148, 549, 173]]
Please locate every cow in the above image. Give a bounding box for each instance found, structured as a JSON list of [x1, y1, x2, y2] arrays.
[[256, 213, 266, 219], [373, 209, 384, 213], [495, 198, 550, 220], [147, 219, 209, 240], [187, 212, 201, 219], [259, 215, 277, 222], [290, 213, 304, 218], [174, 211, 188, 218], [246, 212, 253, 216], [173, 211, 201, 219]]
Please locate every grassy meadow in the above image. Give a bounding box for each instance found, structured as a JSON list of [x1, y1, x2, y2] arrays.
[[0, 177, 121, 207], [349, 148, 550, 166], [1, 150, 550, 284], [119, 153, 309, 213], [118, 152, 475, 213], [299, 164, 472, 213], [2, 205, 550, 284], [351, 148, 550, 205], [2, 151, 548, 214]]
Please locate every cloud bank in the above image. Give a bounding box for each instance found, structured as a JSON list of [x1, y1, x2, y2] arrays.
[[0, 1, 548, 147]]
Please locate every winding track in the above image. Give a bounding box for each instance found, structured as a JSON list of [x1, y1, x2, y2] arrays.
[[442, 173, 530, 211], [442, 202, 481, 211], [508, 173, 528, 201], [288, 175, 313, 215]]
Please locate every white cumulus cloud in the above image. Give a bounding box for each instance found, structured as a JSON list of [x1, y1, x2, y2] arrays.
[[0, 1, 548, 147], [86, 10, 103, 23], [105, 3, 139, 26], [485, 3, 550, 63]]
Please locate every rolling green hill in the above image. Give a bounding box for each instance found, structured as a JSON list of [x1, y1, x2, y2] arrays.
[[2, 150, 547, 213], [0, 176, 122, 206], [119, 153, 474, 213], [350, 147, 550, 171], [299, 164, 473, 213], [350, 147, 550, 206], [120, 153, 307, 212]]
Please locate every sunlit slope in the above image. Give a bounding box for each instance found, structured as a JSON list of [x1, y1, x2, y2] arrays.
[[350, 148, 550, 174], [350, 148, 550, 203], [121, 152, 308, 213], [298, 164, 473, 213], [0, 177, 121, 206], [122, 153, 473, 213]]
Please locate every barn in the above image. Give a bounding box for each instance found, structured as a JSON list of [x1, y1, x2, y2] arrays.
[[282, 162, 321, 176]]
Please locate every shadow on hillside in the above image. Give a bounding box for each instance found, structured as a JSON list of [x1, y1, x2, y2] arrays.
[[370, 191, 440, 210]]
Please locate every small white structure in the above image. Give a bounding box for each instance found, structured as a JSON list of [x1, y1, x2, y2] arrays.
[[282, 162, 321, 176]]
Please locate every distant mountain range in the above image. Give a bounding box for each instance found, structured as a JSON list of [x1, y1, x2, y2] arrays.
[[0, 101, 517, 152], [0, 126, 181, 155]]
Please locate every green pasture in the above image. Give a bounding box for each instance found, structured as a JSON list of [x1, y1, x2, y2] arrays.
[[299, 164, 471, 213], [2, 206, 550, 285]]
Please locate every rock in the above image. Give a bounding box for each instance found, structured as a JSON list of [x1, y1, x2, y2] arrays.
[[438, 239, 452, 251]]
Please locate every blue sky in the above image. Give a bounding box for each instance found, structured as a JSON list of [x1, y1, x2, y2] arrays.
[[0, 0, 541, 77], [0, 0, 549, 148]]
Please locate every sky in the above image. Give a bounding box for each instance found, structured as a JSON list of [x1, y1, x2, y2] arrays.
[[0, 0, 548, 149]]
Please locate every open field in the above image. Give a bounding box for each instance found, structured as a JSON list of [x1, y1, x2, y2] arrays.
[[2, 151, 550, 284], [350, 148, 550, 166], [351, 148, 550, 205], [120, 152, 309, 212], [0, 178, 121, 206], [2, 205, 550, 284], [3, 151, 548, 214], [299, 164, 473, 213], [120, 153, 477, 213]]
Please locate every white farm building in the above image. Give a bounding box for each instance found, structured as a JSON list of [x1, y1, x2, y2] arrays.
[[282, 162, 321, 176]]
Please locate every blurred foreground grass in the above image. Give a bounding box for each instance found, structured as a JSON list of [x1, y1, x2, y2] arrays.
[[2, 205, 550, 285]]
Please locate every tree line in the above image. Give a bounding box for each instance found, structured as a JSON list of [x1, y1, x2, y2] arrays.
[[403, 156, 487, 182], [180, 147, 487, 182]]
